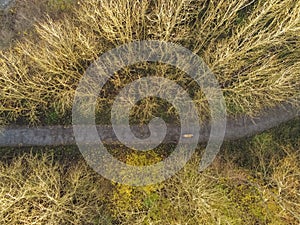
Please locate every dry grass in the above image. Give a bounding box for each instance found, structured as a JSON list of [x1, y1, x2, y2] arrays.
[[106, 142, 300, 224], [0, 1, 299, 223], [270, 148, 300, 222], [0, 0, 299, 124], [142, 158, 243, 225], [0, 133, 298, 224], [0, 0, 75, 49], [0, 152, 112, 224], [199, 0, 300, 115], [219, 119, 300, 224]]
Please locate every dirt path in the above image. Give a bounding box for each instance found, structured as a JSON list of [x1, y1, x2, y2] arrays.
[[1, 103, 298, 147]]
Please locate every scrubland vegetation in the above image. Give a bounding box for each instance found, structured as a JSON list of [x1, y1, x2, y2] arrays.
[[0, 0, 299, 224], [0, 0, 299, 124], [0, 120, 299, 224]]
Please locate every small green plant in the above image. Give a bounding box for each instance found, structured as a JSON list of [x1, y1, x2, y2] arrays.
[[47, 0, 75, 11], [45, 109, 60, 124]]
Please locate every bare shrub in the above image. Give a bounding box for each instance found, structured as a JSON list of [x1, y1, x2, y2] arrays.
[[0, 152, 112, 224], [0, 0, 299, 124]]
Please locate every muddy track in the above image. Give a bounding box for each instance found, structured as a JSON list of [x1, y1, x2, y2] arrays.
[[0, 103, 298, 147]]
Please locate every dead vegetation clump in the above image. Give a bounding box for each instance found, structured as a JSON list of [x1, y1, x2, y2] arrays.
[[0, 133, 298, 224], [0, 152, 112, 224], [0, 0, 299, 124]]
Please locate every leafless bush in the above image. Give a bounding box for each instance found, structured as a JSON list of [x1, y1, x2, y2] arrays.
[[0, 152, 112, 224], [0, 0, 299, 124]]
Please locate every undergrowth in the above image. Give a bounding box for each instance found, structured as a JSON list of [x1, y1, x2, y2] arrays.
[[0, 133, 299, 224]]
